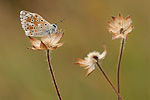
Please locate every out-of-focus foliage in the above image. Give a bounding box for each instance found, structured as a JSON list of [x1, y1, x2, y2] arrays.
[[0, 0, 149, 100]]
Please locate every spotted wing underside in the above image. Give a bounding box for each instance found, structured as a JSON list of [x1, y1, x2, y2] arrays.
[[20, 10, 51, 37]]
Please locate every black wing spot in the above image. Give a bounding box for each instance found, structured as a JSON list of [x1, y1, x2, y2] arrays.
[[41, 20, 43, 22], [45, 24, 47, 26]]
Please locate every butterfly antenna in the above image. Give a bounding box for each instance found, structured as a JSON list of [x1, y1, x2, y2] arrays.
[[55, 19, 65, 24]]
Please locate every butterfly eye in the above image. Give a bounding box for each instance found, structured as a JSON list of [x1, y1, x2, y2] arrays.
[[31, 19, 34, 22], [41, 27, 42, 29], [41, 20, 43, 22], [34, 27, 36, 29], [53, 24, 57, 28], [45, 24, 47, 26], [37, 19, 39, 21], [32, 25, 34, 26]]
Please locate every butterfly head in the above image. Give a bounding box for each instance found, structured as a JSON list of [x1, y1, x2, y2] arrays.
[[52, 24, 57, 31], [49, 19, 65, 35], [49, 24, 57, 35]]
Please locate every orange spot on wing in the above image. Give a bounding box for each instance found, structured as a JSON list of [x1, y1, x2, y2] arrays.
[[28, 32, 32, 35], [35, 15, 38, 17], [31, 15, 33, 18], [29, 26, 33, 29]]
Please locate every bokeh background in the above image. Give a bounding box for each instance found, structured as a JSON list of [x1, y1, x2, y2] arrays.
[[0, 0, 149, 100]]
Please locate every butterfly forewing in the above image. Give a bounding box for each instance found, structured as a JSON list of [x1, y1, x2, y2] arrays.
[[20, 10, 52, 37]]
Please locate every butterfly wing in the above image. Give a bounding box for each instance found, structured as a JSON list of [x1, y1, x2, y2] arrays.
[[20, 10, 52, 37]]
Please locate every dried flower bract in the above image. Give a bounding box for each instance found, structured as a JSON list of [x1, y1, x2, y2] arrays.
[[27, 30, 64, 50], [75, 44, 107, 76], [107, 14, 134, 40]]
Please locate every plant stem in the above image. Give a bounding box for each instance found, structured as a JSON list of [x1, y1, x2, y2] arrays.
[[117, 39, 125, 100], [96, 62, 123, 100], [46, 50, 62, 100]]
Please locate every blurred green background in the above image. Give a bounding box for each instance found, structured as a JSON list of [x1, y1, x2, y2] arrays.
[[0, 0, 149, 100]]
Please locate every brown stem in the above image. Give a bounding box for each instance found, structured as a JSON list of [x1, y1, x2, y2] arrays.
[[47, 50, 62, 100], [117, 39, 125, 100], [96, 62, 123, 100]]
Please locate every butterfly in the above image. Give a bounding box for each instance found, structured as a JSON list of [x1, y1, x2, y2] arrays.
[[20, 10, 64, 37]]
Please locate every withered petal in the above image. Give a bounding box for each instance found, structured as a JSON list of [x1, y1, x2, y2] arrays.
[[74, 62, 87, 67], [75, 58, 85, 62], [52, 31, 64, 44], [112, 34, 126, 40], [86, 65, 95, 76], [111, 16, 116, 20], [119, 14, 123, 20], [40, 41, 48, 49], [28, 36, 41, 48], [41, 35, 51, 44], [124, 18, 132, 29], [108, 21, 117, 29], [99, 43, 107, 60], [57, 42, 64, 47], [84, 66, 90, 69], [51, 33, 61, 43], [107, 28, 120, 35], [49, 46, 58, 50], [26, 47, 42, 50], [75, 58, 89, 65], [124, 25, 134, 35], [126, 15, 131, 20]]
